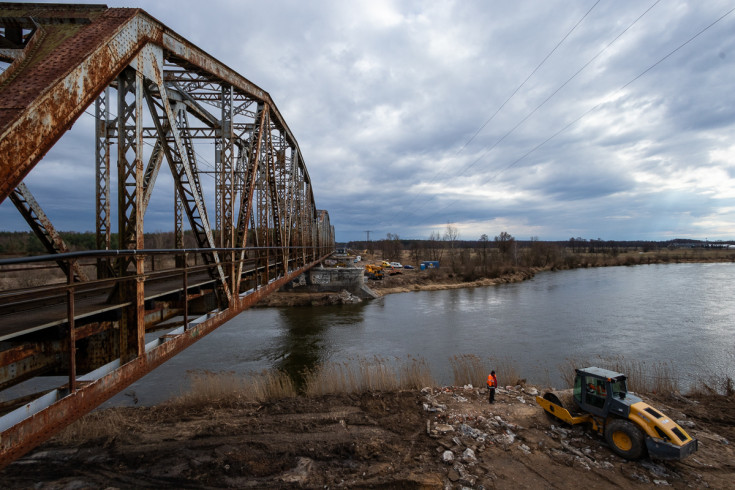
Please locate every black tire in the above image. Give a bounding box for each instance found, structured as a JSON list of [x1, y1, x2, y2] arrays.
[[605, 419, 646, 460]]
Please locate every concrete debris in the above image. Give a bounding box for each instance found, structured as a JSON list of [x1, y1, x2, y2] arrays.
[[418, 384, 726, 488], [278, 457, 314, 484], [462, 448, 477, 463], [459, 423, 486, 440], [640, 461, 672, 479], [453, 462, 477, 486]]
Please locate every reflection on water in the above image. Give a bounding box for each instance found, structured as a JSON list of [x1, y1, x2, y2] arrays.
[[25, 262, 735, 407], [271, 305, 366, 389]]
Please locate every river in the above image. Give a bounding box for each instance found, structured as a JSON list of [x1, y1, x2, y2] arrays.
[[95, 262, 735, 407]]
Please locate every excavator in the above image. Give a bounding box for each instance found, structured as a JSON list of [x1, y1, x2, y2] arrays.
[[536, 367, 698, 460], [363, 264, 384, 280]]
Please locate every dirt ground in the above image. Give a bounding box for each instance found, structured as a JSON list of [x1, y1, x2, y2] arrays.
[[3, 385, 733, 489]]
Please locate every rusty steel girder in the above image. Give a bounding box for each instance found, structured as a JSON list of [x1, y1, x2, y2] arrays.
[[0, 3, 335, 468]]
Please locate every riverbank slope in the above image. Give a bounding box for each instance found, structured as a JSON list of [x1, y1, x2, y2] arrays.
[[3, 385, 733, 488]]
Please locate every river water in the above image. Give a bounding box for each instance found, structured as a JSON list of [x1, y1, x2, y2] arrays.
[[100, 262, 733, 406]]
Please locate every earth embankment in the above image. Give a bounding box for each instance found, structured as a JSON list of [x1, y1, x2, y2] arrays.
[[3, 385, 733, 488]]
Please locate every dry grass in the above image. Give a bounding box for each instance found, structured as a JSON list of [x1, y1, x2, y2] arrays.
[[170, 369, 296, 408], [560, 356, 679, 394], [54, 409, 132, 446], [450, 354, 522, 388], [303, 356, 436, 396]]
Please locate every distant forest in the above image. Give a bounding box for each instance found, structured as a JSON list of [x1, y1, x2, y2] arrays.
[[0, 231, 197, 255], [343, 236, 731, 255], [0, 229, 731, 256]]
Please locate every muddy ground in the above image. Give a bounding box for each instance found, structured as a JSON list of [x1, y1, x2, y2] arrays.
[[3, 385, 733, 489]]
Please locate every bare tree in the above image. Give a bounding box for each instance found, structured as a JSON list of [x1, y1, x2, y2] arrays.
[[410, 241, 421, 266], [444, 223, 459, 270], [495, 231, 515, 261], [383, 233, 401, 261], [479, 233, 489, 274], [427, 230, 444, 262]]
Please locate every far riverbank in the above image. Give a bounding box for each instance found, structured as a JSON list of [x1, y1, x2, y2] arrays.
[[258, 248, 735, 306]]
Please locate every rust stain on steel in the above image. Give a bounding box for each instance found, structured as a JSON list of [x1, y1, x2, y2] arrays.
[[0, 257, 328, 468], [0, 344, 41, 366], [0, 4, 302, 204], [0, 7, 163, 202]]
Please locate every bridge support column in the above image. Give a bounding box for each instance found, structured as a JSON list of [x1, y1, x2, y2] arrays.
[[116, 67, 146, 362]]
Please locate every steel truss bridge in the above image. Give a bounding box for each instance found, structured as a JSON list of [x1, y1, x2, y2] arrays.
[[0, 4, 334, 466]]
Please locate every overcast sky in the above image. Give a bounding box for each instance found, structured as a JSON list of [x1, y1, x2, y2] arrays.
[[2, 0, 734, 243]]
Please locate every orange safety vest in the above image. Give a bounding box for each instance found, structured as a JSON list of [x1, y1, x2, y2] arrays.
[[487, 374, 497, 388]]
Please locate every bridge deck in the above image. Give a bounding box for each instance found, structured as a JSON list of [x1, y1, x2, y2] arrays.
[[0, 270, 215, 342]]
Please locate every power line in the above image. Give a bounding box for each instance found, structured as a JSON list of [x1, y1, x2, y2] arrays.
[[456, 0, 602, 156], [419, 4, 735, 226], [400, 0, 662, 222], [401, 1, 602, 213]]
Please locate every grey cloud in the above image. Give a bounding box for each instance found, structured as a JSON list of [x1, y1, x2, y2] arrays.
[[5, 0, 734, 243]]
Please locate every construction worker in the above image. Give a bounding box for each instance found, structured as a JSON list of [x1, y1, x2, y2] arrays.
[[487, 370, 497, 404]]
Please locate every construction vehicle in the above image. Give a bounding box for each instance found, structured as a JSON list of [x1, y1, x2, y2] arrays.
[[363, 264, 384, 280], [536, 367, 698, 461]]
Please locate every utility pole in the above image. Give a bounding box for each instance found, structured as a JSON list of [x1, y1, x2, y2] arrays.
[[364, 230, 373, 254]]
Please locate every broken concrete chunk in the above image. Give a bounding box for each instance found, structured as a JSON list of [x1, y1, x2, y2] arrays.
[[442, 450, 454, 464], [462, 448, 477, 462]]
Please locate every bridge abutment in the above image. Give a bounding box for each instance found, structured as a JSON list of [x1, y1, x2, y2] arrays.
[[284, 267, 378, 300]]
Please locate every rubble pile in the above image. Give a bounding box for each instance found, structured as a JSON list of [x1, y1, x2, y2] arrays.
[[418, 384, 724, 489]]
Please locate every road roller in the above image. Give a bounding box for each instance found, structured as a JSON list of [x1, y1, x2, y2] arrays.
[[536, 366, 698, 460]]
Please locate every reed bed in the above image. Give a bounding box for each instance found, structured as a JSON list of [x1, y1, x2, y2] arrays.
[[560, 356, 679, 394], [171, 369, 297, 407], [303, 356, 436, 396], [450, 354, 521, 388]]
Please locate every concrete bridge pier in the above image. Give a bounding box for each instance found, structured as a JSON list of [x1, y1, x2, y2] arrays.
[[284, 267, 379, 299]]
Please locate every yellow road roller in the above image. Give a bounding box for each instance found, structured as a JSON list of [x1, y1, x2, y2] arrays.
[[536, 366, 698, 460]]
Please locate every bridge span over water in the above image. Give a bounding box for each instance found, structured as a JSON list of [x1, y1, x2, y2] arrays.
[[0, 4, 334, 466]]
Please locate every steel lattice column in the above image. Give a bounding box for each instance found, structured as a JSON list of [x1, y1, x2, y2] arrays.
[[116, 67, 146, 361], [220, 84, 235, 297], [95, 88, 112, 278]]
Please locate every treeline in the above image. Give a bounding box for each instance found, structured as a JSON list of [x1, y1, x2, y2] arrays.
[[344, 229, 735, 282], [0, 231, 199, 255], [346, 235, 730, 256]]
